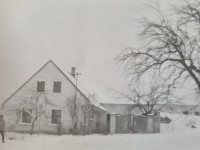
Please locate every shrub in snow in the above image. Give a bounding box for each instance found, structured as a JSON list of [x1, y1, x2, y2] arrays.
[[161, 117, 172, 124], [67, 128, 80, 135], [57, 123, 62, 135], [191, 125, 196, 128]]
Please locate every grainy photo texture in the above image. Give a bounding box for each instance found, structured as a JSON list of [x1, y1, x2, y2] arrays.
[[0, 0, 200, 150]]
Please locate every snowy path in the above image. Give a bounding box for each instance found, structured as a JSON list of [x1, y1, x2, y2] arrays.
[[0, 130, 199, 150]]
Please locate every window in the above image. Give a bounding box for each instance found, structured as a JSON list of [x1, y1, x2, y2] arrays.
[[22, 109, 32, 123], [37, 81, 45, 92], [195, 112, 200, 116], [51, 110, 61, 124], [53, 81, 61, 93], [183, 111, 189, 115]]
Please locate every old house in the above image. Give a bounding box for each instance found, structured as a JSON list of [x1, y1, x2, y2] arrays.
[[1, 60, 107, 134]]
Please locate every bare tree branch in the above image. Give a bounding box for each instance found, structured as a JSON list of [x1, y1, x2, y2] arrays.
[[116, 1, 200, 92]]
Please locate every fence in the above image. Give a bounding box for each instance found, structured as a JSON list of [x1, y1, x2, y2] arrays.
[[133, 115, 147, 133], [133, 112, 160, 134], [116, 114, 131, 133]]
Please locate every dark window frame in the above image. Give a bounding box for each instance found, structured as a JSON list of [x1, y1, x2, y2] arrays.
[[195, 112, 200, 116], [37, 81, 45, 92], [51, 110, 62, 125], [53, 81, 62, 93], [183, 111, 189, 115], [22, 109, 32, 124]]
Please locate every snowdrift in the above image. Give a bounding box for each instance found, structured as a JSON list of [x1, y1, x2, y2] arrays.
[[161, 112, 200, 133]]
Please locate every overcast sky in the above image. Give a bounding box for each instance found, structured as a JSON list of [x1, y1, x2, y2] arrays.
[[1, 0, 196, 105]]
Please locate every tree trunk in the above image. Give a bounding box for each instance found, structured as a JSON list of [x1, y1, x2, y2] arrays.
[[73, 122, 77, 134], [182, 62, 200, 91], [88, 122, 93, 134], [30, 121, 35, 135]]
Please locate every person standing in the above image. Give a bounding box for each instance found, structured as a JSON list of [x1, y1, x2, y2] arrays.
[[0, 115, 5, 143]]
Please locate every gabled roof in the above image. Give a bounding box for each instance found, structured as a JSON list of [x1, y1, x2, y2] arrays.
[[2, 60, 106, 112]]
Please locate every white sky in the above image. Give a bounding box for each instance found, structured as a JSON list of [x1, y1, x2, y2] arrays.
[[1, 0, 195, 105]]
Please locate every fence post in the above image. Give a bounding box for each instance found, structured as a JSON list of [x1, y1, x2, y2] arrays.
[[131, 114, 134, 134], [147, 114, 154, 133], [110, 113, 116, 134], [153, 111, 160, 133]]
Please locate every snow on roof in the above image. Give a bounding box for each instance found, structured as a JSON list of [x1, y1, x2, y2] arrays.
[[100, 98, 200, 106], [101, 101, 135, 105]]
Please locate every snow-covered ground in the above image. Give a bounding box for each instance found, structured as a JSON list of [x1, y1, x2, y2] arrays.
[[1, 113, 200, 150]]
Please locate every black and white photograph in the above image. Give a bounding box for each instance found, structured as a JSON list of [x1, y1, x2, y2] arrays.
[[0, 0, 200, 149]]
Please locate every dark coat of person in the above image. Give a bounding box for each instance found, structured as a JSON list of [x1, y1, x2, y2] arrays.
[[0, 117, 5, 131]]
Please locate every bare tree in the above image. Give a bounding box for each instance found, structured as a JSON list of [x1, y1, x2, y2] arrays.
[[11, 87, 54, 135], [65, 96, 82, 134], [83, 94, 98, 134], [65, 92, 99, 134], [116, 1, 200, 92], [112, 82, 178, 116]]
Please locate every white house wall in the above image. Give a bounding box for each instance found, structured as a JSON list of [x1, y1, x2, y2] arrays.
[[3, 61, 97, 134]]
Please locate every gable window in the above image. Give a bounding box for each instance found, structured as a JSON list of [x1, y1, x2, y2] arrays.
[[51, 110, 61, 124], [37, 81, 45, 92], [22, 109, 32, 123], [183, 111, 189, 115], [53, 81, 61, 93], [195, 112, 200, 116]]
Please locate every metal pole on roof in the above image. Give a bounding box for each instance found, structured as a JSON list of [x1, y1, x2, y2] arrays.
[[70, 70, 81, 133], [74, 73, 81, 100]]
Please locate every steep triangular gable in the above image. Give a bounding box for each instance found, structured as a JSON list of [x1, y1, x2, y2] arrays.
[[2, 60, 52, 105], [2, 60, 106, 112]]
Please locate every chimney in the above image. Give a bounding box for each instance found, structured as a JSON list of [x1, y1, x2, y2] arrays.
[[71, 67, 76, 78]]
